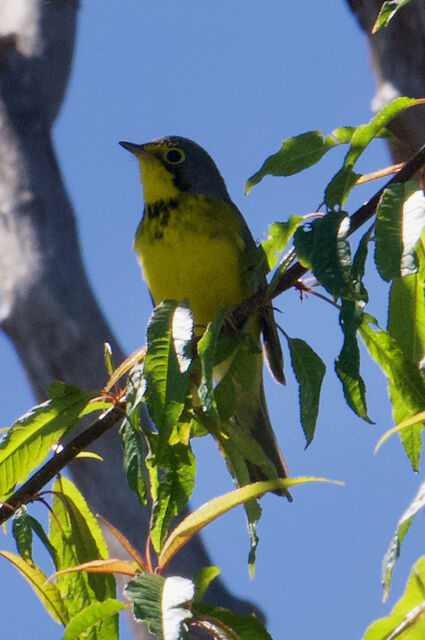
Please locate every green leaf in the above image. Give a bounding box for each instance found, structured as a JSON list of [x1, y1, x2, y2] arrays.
[[286, 337, 326, 445], [245, 131, 339, 192], [363, 556, 425, 640], [399, 183, 425, 276], [63, 599, 125, 640], [375, 184, 405, 281], [294, 211, 354, 299], [158, 476, 337, 572], [0, 551, 69, 624], [120, 363, 147, 506], [325, 165, 360, 209], [261, 217, 303, 270], [125, 574, 194, 640], [150, 443, 196, 552], [372, 0, 413, 32], [197, 306, 229, 418], [144, 301, 193, 458], [382, 481, 425, 602], [119, 415, 147, 506], [193, 566, 221, 604], [388, 275, 425, 368], [194, 604, 273, 639], [335, 301, 372, 422], [359, 318, 425, 470], [0, 383, 92, 499], [28, 514, 58, 568], [326, 98, 419, 207], [49, 477, 116, 624], [12, 506, 34, 565]]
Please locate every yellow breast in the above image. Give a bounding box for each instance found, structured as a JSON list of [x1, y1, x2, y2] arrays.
[[134, 193, 252, 331]]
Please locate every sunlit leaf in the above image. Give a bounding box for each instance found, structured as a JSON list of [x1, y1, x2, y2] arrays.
[[144, 301, 193, 458], [49, 477, 116, 625], [363, 556, 425, 640], [382, 481, 425, 602], [158, 477, 344, 571], [246, 131, 340, 193], [325, 98, 420, 207], [372, 0, 414, 32], [0, 383, 92, 499], [360, 318, 425, 470], [125, 574, 194, 640], [0, 551, 69, 624], [375, 184, 404, 281], [193, 566, 221, 603], [261, 217, 303, 270], [63, 599, 126, 640], [54, 558, 137, 578]]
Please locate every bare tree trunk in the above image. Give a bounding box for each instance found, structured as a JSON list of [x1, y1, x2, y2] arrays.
[[347, 0, 425, 162], [0, 1, 256, 636]]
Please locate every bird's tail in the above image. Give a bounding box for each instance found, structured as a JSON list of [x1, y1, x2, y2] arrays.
[[231, 353, 291, 500]]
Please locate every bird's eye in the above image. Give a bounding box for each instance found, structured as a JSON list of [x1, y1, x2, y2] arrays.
[[165, 148, 185, 164]]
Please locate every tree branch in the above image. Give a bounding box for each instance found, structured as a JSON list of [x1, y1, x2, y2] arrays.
[[0, 406, 124, 526], [231, 140, 425, 329]]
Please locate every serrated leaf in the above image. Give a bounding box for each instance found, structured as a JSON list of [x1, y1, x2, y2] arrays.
[[12, 506, 34, 565], [375, 184, 404, 281], [63, 599, 126, 640], [194, 603, 273, 640], [158, 477, 342, 571], [145, 301, 193, 458], [125, 574, 194, 640], [0, 551, 69, 624], [245, 131, 339, 193], [261, 217, 303, 270], [150, 443, 196, 552], [360, 318, 425, 470], [363, 556, 425, 640], [335, 301, 372, 422], [372, 0, 413, 32], [294, 211, 354, 299], [0, 383, 92, 499], [119, 416, 147, 506], [50, 477, 116, 624], [388, 275, 425, 368], [286, 337, 326, 445], [382, 481, 425, 601], [197, 306, 229, 418], [28, 514, 58, 568]]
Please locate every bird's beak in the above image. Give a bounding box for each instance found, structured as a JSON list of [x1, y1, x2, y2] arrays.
[[119, 141, 152, 157]]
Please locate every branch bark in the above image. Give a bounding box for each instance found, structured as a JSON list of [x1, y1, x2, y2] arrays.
[[0, 2, 257, 636]]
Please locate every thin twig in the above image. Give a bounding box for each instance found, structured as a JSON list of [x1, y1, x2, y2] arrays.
[[232, 140, 425, 328]]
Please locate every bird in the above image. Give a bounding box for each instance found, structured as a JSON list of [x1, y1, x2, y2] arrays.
[[120, 135, 290, 498]]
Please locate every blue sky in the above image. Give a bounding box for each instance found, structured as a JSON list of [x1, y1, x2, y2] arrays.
[[1, 2, 423, 639]]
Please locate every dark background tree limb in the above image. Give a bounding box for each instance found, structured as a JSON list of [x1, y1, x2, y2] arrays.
[[0, 2, 257, 637]]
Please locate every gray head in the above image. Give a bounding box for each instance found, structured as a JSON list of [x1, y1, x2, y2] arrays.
[[120, 135, 231, 201]]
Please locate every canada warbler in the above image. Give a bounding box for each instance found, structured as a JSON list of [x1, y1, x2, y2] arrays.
[[120, 136, 290, 497]]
